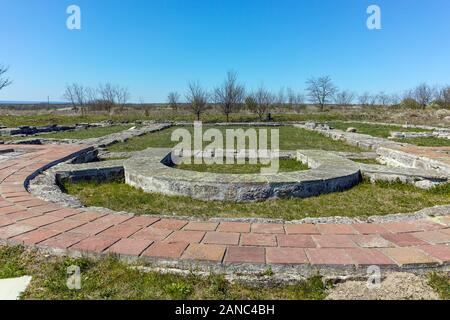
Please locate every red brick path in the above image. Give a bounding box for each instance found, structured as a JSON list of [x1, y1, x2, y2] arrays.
[[1, 144, 449, 268]]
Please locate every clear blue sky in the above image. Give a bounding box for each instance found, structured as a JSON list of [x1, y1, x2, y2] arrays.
[[1, 0, 449, 102]]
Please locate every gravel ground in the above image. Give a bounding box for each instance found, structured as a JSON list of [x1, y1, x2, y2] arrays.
[[326, 272, 440, 300]]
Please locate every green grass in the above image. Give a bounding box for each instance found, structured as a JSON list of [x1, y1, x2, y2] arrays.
[[63, 179, 450, 220], [108, 126, 363, 153], [176, 158, 309, 174], [0, 245, 327, 300], [349, 158, 381, 165], [329, 121, 430, 138], [393, 137, 450, 147], [428, 272, 450, 300], [0, 125, 133, 141]]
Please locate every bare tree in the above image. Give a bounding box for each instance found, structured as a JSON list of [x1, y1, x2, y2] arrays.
[[413, 83, 435, 109], [114, 85, 130, 112], [0, 65, 12, 91], [437, 85, 450, 108], [167, 91, 181, 111], [306, 76, 337, 111], [334, 90, 355, 106], [63, 83, 87, 115], [214, 71, 245, 122], [248, 85, 275, 121], [98, 83, 117, 114], [286, 88, 305, 107], [186, 81, 209, 121], [358, 92, 370, 106], [389, 93, 401, 106], [276, 87, 286, 107], [376, 91, 390, 106]]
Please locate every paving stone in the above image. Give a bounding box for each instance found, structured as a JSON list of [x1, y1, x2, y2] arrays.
[[251, 223, 285, 234], [217, 222, 250, 233], [71, 235, 120, 253], [277, 235, 316, 248], [11, 229, 60, 245], [142, 242, 189, 259], [381, 233, 428, 247], [165, 230, 205, 243], [381, 247, 440, 266], [411, 231, 450, 244], [182, 243, 226, 262], [350, 235, 394, 248], [107, 238, 153, 256], [120, 216, 159, 227], [46, 208, 82, 218], [6, 210, 42, 221], [266, 247, 308, 264], [284, 224, 319, 235], [352, 223, 389, 234], [345, 248, 395, 266], [183, 221, 218, 231], [224, 246, 265, 264], [68, 211, 106, 222], [151, 219, 188, 230], [202, 231, 240, 245], [381, 221, 426, 233], [0, 216, 15, 227], [0, 224, 36, 239], [417, 245, 450, 262], [131, 227, 173, 241], [313, 235, 356, 248], [69, 221, 114, 235], [240, 233, 277, 247], [39, 232, 88, 249], [20, 215, 63, 228], [0, 205, 25, 215], [317, 224, 358, 235], [306, 248, 354, 266], [98, 223, 143, 238]]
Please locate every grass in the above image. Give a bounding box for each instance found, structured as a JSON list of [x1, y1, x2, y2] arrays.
[[393, 137, 450, 147], [349, 158, 381, 165], [63, 179, 450, 220], [176, 158, 309, 174], [428, 272, 450, 300], [329, 121, 430, 138], [0, 245, 327, 300], [108, 126, 363, 153], [0, 125, 133, 141]]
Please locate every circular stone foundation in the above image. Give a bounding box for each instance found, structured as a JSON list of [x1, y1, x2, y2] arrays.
[[123, 148, 362, 202]]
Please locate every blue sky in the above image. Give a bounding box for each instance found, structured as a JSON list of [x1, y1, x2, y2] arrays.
[[1, 0, 449, 102]]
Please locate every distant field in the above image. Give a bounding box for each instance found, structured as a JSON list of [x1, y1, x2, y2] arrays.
[[329, 121, 431, 138]]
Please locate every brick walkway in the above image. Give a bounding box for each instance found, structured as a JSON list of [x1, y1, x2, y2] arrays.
[[0, 144, 449, 270]]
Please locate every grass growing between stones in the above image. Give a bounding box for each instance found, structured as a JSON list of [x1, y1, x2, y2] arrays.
[[63, 179, 450, 220], [349, 158, 382, 165], [0, 125, 133, 142], [329, 121, 430, 138], [176, 158, 308, 174], [0, 245, 327, 300], [107, 125, 363, 153]]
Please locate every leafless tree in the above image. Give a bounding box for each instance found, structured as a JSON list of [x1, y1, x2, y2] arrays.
[[63, 83, 87, 114], [376, 91, 390, 106], [186, 81, 209, 121], [98, 83, 116, 114], [287, 88, 305, 107], [437, 85, 450, 108], [413, 83, 435, 109], [334, 90, 355, 106], [389, 93, 401, 106], [214, 71, 245, 122], [115, 85, 130, 112], [248, 85, 275, 121], [167, 91, 181, 111], [306, 76, 337, 111], [358, 92, 370, 106], [0, 65, 12, 91], [275, 87, 286, 107]]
